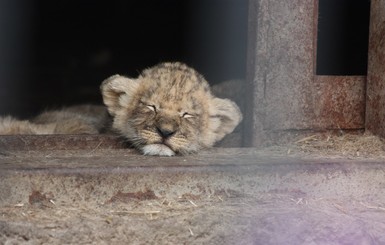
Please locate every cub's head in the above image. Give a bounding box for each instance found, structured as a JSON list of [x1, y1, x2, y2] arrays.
[[101, 62, 242, 156]]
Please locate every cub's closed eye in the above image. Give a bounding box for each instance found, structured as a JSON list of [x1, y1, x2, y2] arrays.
[[146, 105, 157, 112], [182, 112, 194, 118]]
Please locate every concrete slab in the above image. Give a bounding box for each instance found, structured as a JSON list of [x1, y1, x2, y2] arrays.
[[1, 147, 385, 244]]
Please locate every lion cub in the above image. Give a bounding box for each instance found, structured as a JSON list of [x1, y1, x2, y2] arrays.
[[0, 62, 242, 156]]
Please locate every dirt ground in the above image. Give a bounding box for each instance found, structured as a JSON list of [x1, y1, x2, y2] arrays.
[[2, 193, 385, 244], [1, 132, 385, 244]]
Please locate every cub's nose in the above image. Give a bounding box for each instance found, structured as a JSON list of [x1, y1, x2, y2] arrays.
[[156, 127, 175, 139]]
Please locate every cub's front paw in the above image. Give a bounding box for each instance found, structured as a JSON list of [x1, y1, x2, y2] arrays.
[[141, 144, 175, 157]]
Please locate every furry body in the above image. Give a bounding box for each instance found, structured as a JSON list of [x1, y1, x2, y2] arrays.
[[0, 62, 242, 156]]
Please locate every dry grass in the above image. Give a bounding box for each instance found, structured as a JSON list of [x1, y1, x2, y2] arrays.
[[291, 131, 385, 158]]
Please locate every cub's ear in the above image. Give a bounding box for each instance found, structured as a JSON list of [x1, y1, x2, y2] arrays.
[[209, 98, 243, 143], [100, 75, 140, 116]]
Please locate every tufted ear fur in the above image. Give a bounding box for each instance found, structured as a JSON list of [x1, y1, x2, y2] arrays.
[[100, 75, 140, 116], [208, 97, 242, 143]]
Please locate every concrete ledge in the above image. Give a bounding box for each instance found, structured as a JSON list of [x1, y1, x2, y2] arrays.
[[1, 148, 385, 204], [1, 148, 385, 243]]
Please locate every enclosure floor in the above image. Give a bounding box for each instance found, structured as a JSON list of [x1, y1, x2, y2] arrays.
[[1, 147, 385, 244]]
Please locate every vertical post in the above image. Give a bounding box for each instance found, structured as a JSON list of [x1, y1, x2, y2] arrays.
[[243, 0, 260, 147], [244, 0, 366, 147], [244, 0, 315, 147], [366, 0, 385, 137]]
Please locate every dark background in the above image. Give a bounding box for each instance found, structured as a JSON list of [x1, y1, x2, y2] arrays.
[[0, 0, 372, 118], [0, 0, 248, 118], [316, 0, 371, 75]]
